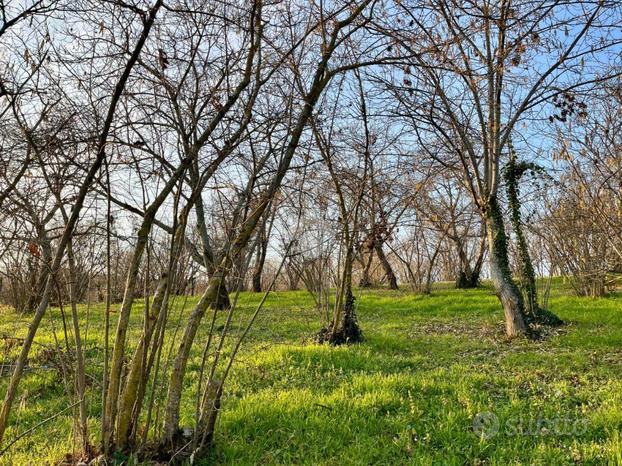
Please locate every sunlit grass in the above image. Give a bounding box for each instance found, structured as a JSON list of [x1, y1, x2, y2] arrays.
[[0, 280, 621, 465]]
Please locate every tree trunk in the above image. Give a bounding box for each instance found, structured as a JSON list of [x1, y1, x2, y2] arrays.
[[454, 230, 486, 289], [484, 198, 528, 337], [375, 242, 398, 290], [160, 13, 356, 445], [358, 250, 373, 288], [455, 270, 479, 288], [0, 3, 163, 445], [193, 380, 222, 454], [316, 247, 362, 345], [162, 274, 224, 444], [252, 234, 268, 293], [115, 275, 168, 450], [25, 231, 52, 313], [67, 242, 89, 454], [504, 154, 562, 327]]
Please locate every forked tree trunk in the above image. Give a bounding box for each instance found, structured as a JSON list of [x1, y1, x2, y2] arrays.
[[455, 270, 479, 288], [484, 198, 528, 337], [331, 248, 354, 336], [454, 231, 486, 289], [211, 283, 231, 310], [315, 247, 362, 345], [456, 244, 486, 289], [455, 240, 478, 288]]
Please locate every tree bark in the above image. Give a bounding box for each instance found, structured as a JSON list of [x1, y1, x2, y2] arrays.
[[25, 229, 52, 313], [484, 198, 528, 337], [504, 153, 562, 326], [115, 275, 168, 450], [103, 161, 190, 450], [252, 229, 269, 293], [454, 227, 486, 289], [193, 380, 222, 454], [358, 250, 373, 288], [162, 274, 224, 444], [375, 242, 398, 290], [160, 1, 371, 443], [67, 242, 89, 453]]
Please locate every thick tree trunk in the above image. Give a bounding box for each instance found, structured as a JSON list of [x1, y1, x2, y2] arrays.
[[454, 231, 486, 289], [484, 199, 528, 337], [454, 240, 479, 288], [455, 270, 480, 288], [375, 243, 398, 290], [211, 281, 230, 310]]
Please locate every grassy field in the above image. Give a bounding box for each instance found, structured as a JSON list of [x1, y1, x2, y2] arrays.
[[0, 280, 621, 465]]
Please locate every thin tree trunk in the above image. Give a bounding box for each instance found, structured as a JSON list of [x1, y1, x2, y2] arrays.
[[160, 1, 370, 443], [252, 234, 268, 293], [115, 275, 168, 450], [162, 274, 224, 443], [25, 230, 52, 313], [67, 242, 89, 453], [103, 166, 189, 450], [0, 2, 163, 445]]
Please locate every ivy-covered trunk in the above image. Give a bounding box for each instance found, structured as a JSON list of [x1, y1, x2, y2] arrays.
[[504, 151, 563, 327], [484, 198, 528, 337]]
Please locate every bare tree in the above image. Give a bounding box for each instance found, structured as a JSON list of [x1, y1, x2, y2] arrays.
[[376, 0, 622, 336]]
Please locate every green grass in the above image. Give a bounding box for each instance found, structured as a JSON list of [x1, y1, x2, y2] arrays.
[[1, 280, 621, 465]]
